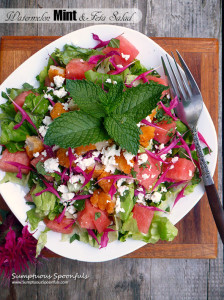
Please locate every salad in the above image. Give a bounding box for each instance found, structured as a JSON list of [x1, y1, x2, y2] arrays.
[[0, 33, 211, 254]]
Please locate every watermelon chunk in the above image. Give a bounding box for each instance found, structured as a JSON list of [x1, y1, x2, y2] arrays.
[[0, 149, 30, 174], [13, 91, 38, 112], [65, 59, 95, 80], [102, 35, 139, 66], [44, 217, 74, 234], [146, 75, 168, 86], [77, 200, 111, 233], [154, 120, 176, 144], [134, 153, 161, 190], [163, 157, 196, 182], [133, 204, 154, 234]]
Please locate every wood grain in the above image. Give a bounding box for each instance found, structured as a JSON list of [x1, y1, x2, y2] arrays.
[[0, 36, 219, 259]]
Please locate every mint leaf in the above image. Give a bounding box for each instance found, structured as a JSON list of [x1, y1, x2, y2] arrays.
[[104, 115, 141, 154], [102, 82, 124, 114], [70, 233, 80, 243], [66, 80, 107, 118], [44, 111, 109, 148], [113, 82, 167, 123], [108, 38, 120, 48], [95, 212, 101, 220]]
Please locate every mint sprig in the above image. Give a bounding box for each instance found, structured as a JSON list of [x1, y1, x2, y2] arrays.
[[44, 111, 109, 148], [44, 80, 167, 154]]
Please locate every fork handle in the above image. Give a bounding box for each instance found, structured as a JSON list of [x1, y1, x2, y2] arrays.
[[192, 128, 224, 243]]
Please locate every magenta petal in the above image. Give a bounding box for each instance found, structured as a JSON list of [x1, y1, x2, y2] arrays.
[[172, 183, 188, 208], [87, 229, 99, 245], [198, 131, 211, 152], [145, 149, 169, 164], [100, 228, 116, 249], [5, 161, 33, 179], [108, 181, 116, 199], [152, 166, 172, 192], [141, 119, 167, 131], [55, 206, 66, 224]]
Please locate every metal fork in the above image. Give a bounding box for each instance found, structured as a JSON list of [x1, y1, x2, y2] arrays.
[[161, 51, 224, 243]]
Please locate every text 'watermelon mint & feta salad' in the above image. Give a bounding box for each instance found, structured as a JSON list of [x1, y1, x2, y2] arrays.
[[0, 33, 211, 255]]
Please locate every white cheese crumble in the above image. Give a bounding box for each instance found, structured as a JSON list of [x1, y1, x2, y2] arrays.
[[160, 154, 167, 161], [80, 59, 84, 62], [48, 105, 53, 111], [33, 152, 40, 158], [62, 102, 69, 110], [161, 186, 167, 193], [115, 196, 125, 214], [170, 165, 174, 169], [66, 205, 76, 215], [158, 143, 165, 150], [189, 170, 193, 176], [43, 116, 53, 126], [101, 145, 121, 173], [95, 141, 109, 151], [53, 87, 67, 98], [61, 192, 75, 201], [76, 151, 100, 171], [52, 145, 60, 152], [136, 193, 147, 205], [117, 64, 123, 68], [57, 185, 69, 193], [142, 174, 150, 180], [39, 125, 48, 138], [118, 185, 129, 196], [138, 153, 148, 165], [123, 151, 135, 167], [113, 81, 117, 85], [47, 87, 54, 92], [106, 78, 112, 83], [44, 94, 53, 101], [41, 150, 47, 157], [121, 53, 130, 61], [69, 175, 85, 185], [151, 192, 162, 203], [44, 157, 60, 173], [53, 75, 65, 88], [172, 157, 179, 163]]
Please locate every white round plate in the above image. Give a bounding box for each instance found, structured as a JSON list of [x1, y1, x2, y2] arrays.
[[0, 25, 217, 262]]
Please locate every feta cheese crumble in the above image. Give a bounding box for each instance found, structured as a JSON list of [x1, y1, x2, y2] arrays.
[[115, 196, 125, 214], [53, 87, 67, 98], [138, 153, 148, 165], [106, 78, 112, 83], [101, 145, 121, 173], [33, 152, 40, 158], [44, 158, 60, 173], [62, 102, 69, 110], [171, 157, 179, 163], [121, 53, 130, 61], [123, 151, 135, 167], [43, 116, 53, 126], [151, 192, 162, 203], [189, 170, 193, 176], [39, 125, 48, 138], [53, 75, 65, 88]]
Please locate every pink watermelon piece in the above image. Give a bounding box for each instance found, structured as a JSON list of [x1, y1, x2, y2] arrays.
[[163, 157, 196, 182], [0, 149, 30, 174], [146, 75, 168, 86], [65, 58, 95, 80], [77, 200, 111, 233], [102, 35, 139, 66], [133, 204, 154, 234], [154, 120, 176, 144], [134, 153, 161, 190], [44, 217, 74, 234]]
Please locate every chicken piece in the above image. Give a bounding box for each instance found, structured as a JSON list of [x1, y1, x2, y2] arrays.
[[48, 65, 65, 82], [97, 171, 116, 193], [139, 126, 155, 148], [25, 136, 44, 159], [50, 102, 68, 120], [86, 164, 105, 179], [56, 148, 70, 168], [75, 144, 97, 156], [115, 152, 134, 174]]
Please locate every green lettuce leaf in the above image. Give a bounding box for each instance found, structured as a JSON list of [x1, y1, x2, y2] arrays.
[[0, 172, 29, 186], [31, 185, 57, 217], [36, 228, 50, 257], [119, 183, 135, 221], [0, 120, 32, 145], [23, 93, 49, 115], [26, 208, 43, 231]]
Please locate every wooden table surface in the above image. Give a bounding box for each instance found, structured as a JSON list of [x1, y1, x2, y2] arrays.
[[0, 1, 223, 299]]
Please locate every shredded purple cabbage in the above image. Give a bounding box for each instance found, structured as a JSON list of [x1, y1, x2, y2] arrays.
[[172, 184, 188, 208], [35, 180, 62, 200], [55, 206, 66, 224], [87, 229, 99, 245], [100, 228, 116, 249], [145, 149, 169, 164], [138, 204, 166, 213], [5, 161, 32, 179], [88, 50, 120, 64], [109, 56, 134, 75], [92, 33, 111, 49]]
